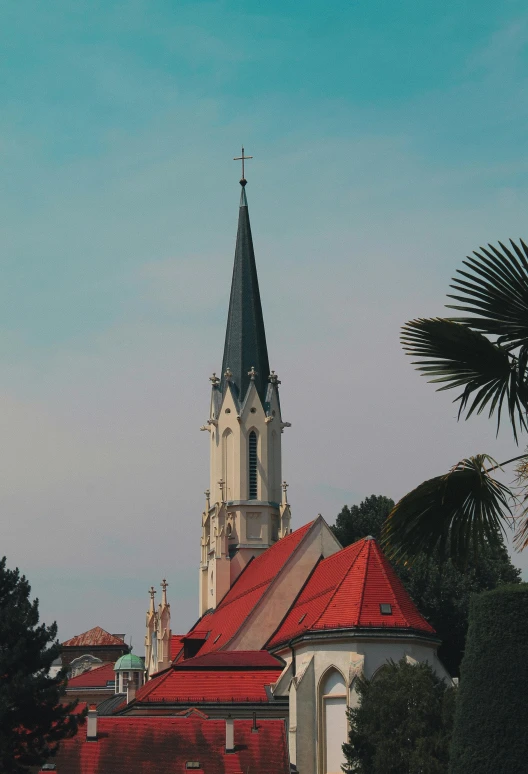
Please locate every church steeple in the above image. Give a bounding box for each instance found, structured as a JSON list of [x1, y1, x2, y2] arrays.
[[220, 182, 270, 405], [198, 168, 292, 617]]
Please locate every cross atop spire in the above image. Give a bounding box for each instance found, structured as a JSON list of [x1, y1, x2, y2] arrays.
[[233, 146, 253, 187]]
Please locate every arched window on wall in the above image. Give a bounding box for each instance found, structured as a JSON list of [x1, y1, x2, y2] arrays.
[[248, 431, 258, 499], [320, 668, 347, 774]]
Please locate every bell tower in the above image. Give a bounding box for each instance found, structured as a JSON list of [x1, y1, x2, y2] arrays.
[[199, 166, 291, 615]]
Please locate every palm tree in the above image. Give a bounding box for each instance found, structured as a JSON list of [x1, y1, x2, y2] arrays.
[[381, 239, 528, 565]]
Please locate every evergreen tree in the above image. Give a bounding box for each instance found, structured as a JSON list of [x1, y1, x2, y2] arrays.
[[343, 658, 456, 774], [332, 496, 520, 675], [449, 584, 528, 774], [0, 557, 84, 773]]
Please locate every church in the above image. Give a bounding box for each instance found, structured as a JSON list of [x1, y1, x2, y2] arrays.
[[49, 168, 451, 774]]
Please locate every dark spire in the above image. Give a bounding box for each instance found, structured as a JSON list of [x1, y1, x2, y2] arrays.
[[221, 182, 270, 405]]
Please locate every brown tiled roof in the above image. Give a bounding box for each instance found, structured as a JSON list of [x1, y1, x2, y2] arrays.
[[62, 627, 125, 647]]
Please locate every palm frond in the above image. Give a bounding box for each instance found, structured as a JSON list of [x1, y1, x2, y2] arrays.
[[513, 455, 528, 550], [381, 455, 513, 566], [446, 239, 528, 349], [401, 318, 526, 440]]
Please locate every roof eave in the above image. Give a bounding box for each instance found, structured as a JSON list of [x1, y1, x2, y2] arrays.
[[268, 626, 440, 651]]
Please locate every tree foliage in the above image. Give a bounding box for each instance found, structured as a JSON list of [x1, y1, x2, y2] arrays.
[[0, 557, 84, 773], [332, 495, 395, 547], [449, 584, 528, 774], [382, 239, 528, 564], [343, 658, 456, 774], [333, 496, 520, 676]]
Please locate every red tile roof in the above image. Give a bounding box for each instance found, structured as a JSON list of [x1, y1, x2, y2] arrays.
[[268, 537, 435, 647], [191, 522, 313, 654], [62, 627, 126, 648], [133, 666, 282, 703], [51, 717, 289, 774], [170, 634, 185, 661], [67, 663, 116, 688]]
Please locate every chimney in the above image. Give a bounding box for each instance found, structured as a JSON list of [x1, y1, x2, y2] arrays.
[[127, 682, 136, 704], [86, 705, 98, 741], [225, 717, 234, 752]]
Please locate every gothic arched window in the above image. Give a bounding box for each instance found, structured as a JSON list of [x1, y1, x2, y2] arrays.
[[249, 431, 258, 499], [320, 668, 347, 774]]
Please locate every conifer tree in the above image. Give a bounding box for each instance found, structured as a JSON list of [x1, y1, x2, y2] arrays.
[[0, 557, 84, 773], [343, 658, 455, 774]]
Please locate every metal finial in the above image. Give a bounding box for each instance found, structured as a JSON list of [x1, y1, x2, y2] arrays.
[[234, 146, 253, 186], [224, 367, 233, 381], [149, 586, 156, 600], [269, 370, 281, 385], [248, 366, 257, 381], [209, 372, 220, 386]]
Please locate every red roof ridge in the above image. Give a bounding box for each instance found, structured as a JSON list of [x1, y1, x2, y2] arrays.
[[371, 539, 411, 628], [215, 578, 270, 610], [357, 539, 371, 621], [311, 540, 368, 632]]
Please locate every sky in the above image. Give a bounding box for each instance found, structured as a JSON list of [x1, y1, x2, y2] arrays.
[[1, 0, 528, 650]]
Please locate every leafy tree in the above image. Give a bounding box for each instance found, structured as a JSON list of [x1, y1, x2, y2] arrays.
[[0, 557, 84, 773], [380, 239, 528, 565], [333, 496, 520, 675], [343, 658, 456, 774], [332, 495, 395, 547]]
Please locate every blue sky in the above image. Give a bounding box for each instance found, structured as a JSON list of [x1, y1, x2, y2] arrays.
[[1, 0, 528, 648]]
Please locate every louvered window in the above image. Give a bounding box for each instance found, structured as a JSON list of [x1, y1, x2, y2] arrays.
[[249, 431, 258, 499]]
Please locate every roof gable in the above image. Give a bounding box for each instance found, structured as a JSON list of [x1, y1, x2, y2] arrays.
[[191, 521, 315, 654], [268, 537, 435, 647]]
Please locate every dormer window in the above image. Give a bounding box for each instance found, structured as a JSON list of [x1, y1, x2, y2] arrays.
[[380, 603, 392, 615]]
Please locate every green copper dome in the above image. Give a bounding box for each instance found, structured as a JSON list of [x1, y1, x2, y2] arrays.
[[114, 653, 144, 671]]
